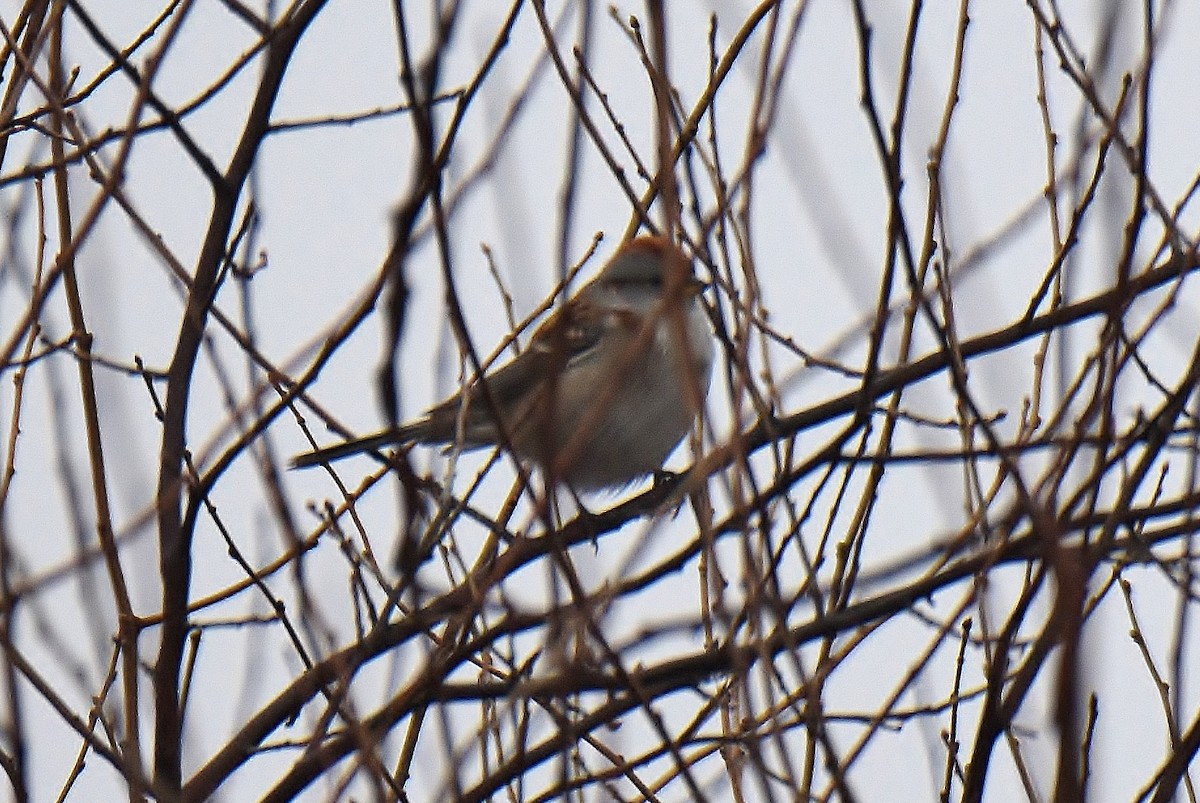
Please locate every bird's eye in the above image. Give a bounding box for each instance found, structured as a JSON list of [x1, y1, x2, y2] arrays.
[[613, 274, 662, 288]]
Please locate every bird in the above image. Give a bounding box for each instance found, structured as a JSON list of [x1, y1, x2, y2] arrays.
[[291, 235, 715, 491]]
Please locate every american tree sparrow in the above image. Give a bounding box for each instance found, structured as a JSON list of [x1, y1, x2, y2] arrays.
[[291, 235, 714, 491]]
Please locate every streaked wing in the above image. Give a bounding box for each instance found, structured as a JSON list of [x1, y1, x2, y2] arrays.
[[422, 301, 607, 439], [527, 301, 607, 368]]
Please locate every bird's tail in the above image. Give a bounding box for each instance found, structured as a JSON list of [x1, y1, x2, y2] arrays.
[[290, 426, 418, 469]]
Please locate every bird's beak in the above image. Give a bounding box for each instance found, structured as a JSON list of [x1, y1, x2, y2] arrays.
[[684, 276, 708, 297]]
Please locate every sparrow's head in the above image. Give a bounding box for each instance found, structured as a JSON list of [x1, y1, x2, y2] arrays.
[[596, 235, 706, 304], [600, 235, 682, 286]]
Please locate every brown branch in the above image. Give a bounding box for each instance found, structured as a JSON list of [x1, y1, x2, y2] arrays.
[[152, 1, 330, 795]]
